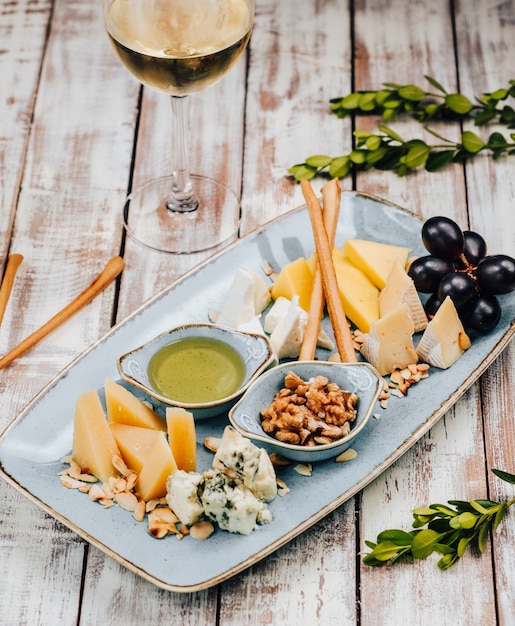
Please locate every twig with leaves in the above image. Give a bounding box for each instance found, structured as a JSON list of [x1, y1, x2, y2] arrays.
[[289, 76, 515, 180], [363, 468, 515, 570]]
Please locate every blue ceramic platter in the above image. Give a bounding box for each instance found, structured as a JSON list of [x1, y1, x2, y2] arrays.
[[1, 191, 514, 592]]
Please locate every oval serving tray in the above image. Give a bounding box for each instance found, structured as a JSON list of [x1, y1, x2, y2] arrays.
[[1, 191, 514, 593]]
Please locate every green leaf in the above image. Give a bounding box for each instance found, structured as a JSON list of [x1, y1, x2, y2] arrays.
[[494, 503, 508, 531], [492, 468, 515, 484], [474, 109, 498, 126], [461, 130, 486, 153], [341, 92, 362, 110], [477, 520, 490, 553], [445, 93, 474, 115], [328, 156, 351, 178], [365, 146, 389, 165], [382, 108, 398, 121], [426, 150, 456, 172], [365, 135, 382, 151], [488, 132, 507, 148], [377, 124, 405, 143], [398, 85, 426, 102], [424, 74, 447, 94], [305, 154, 333, 168], [402, 141, 430, 168], [365, 541, 404, 562], [359, 92, 378, 111], [489, 88, 509, 101], [411, 529, 442, 559], [375, 89, 392, 106], [451, 512, 478, 530], [457, 536, 473, 557], [349, 149, 366, 164], [413, 507, 438, 517], [438, 551, 459, 570], [376, 529, 415, 546], [288, 164, 317, 181]]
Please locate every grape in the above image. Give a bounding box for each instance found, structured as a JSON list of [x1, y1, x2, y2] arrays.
[[422, 216, 464, 261], [437, 272, 477, 308], [462, 231, 487, 266], [424, 292, 442, 318], [462, 295, 501, 334], [476, 254, 515, 295], [408, 255, 455, 293]]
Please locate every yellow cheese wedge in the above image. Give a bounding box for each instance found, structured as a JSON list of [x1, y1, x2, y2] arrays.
[[72, 390, 121, 483], [110, 423, 161, 474], [332, 254, 380, 332], [166, 407, 197, 472], [379, 257, 428, 332], [416, 296, 471, 368], [136, 432, 178, 501], [105, 377, 165, 431], [343, 238, 411, 290], [270, 256, 313, 312], [360, 303, 418, 375]]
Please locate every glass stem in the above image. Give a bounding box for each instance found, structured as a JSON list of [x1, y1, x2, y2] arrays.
[[167, 95, 199, 213]]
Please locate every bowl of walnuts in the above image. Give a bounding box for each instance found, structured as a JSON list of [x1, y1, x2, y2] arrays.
[[228, 360, 382, 462]]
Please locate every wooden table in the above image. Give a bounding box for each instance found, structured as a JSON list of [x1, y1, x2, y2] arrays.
[[1, 0, 515, 623]]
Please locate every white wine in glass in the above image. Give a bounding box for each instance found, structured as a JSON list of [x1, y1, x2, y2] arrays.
[[103, 0, 254, 253]]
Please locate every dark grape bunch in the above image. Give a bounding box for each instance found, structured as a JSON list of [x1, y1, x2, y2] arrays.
[[408, 216, 515, 334]]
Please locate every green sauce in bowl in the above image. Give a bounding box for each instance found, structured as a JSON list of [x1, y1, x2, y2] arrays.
[[148, 336, 245, 404]]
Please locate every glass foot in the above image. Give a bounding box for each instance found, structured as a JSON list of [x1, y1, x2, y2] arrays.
[[123, 175, 240, 254]]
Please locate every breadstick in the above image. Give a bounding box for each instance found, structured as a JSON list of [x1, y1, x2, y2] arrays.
[[299, 179, 340, 360], [0, 256, 124, 370], [0, 254, 24, 327], [301, 179, 356, 362]]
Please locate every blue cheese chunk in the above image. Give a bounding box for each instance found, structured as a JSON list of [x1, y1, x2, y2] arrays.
[[213, 426, 261, 490], [166, 470, 205, 526], [201, 470, 271, 535]]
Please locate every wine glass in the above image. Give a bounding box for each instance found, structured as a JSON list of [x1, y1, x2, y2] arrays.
[[103, 0, 254, 253]]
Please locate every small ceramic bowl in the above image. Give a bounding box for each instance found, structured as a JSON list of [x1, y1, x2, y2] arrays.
[[118, 323, 276, 419], [228, 360, 382, 462]]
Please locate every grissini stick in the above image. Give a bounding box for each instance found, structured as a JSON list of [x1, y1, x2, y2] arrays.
[[300, 179, 356, 363], [299, 179, 341, 361], [0, 256, 125, 370], [0, 254, 24, 327]]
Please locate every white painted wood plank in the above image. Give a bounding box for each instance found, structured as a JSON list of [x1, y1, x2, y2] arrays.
[[0, 0, 52, 258]]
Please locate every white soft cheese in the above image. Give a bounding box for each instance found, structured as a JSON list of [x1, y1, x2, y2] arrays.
[[166, 470, 205, 526], [265, 296, 334, 353], [216, 267, 271, 329]]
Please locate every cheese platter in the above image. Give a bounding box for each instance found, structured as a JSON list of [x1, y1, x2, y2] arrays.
[[0, 191, 514, 592]]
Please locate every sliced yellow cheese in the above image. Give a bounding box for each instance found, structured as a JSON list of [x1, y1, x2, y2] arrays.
[[105, 377, 165, 432], [379, 257, 428, 332], [166, 407, 197, 472], [72, 390, 121, 483], [343, 238, 411, 290], [110, 423, 161, 474], [332, 254, 380, 333], [360, 303, 418, 375], [136, 431, 178, 501], [416, 296, 471, 368], [270, 256, 313, 312]]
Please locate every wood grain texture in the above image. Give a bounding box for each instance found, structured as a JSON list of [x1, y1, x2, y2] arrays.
[[1, 0, 515, 624]]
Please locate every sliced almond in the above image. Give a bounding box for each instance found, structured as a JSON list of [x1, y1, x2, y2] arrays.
[[335, 448, 358, 463], [203, 436, 222, 453], [293, 463, 312, 477], [115, 491, 139, 512], [189, 521, 215, 541]]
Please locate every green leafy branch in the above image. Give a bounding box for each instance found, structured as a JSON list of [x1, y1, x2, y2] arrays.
[[288, 76, 515, 180], [363, 469, 515, 570], [329, 75, 515, 126]]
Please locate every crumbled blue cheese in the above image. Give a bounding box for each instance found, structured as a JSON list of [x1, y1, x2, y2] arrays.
[[213, 426, 261, 489], [166, 426, 277, 536], [201, 470, 269, 535], [166, 470, 205, 526]]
